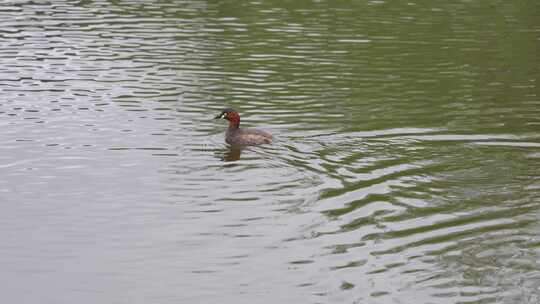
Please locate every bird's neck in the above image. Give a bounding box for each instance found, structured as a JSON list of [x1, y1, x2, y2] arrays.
[[228, 117, 240, 130]]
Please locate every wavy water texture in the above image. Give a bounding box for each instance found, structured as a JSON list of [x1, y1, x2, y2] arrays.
[[0, 1, 539, 304]]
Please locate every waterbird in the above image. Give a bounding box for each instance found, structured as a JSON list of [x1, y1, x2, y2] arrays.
[[214, 108, 272, 145]]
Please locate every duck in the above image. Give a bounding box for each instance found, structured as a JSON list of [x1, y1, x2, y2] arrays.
[[214, 108, 272, 145]]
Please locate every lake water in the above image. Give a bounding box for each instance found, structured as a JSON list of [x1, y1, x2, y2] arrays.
[[1, 1, 539, 303]]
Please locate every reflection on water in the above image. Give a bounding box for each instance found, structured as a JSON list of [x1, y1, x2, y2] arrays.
[[1, 1, 539, 303], [219, 145, 242, 162]]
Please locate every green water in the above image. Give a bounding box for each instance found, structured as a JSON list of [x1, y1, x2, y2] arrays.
[[0, 1, 539, 303]]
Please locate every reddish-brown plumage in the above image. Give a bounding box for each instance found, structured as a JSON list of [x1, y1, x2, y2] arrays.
[[225, 111, 240, 130]]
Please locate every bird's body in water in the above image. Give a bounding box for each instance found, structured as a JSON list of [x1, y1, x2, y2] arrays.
[[214, 108, 272, 145]]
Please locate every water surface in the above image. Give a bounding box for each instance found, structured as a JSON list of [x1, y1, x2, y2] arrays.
[[1, 1, 539, 303]]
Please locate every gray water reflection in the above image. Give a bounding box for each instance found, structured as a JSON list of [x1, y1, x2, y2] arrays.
[[1, 1, 539, 303]]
